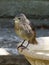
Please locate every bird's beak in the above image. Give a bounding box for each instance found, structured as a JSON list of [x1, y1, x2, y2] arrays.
[[13, 17, 16, 21], [13, 16, 20, 20]]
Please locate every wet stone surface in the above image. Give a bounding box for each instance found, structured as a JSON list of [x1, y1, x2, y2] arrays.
[[0, 26, 49, 65]]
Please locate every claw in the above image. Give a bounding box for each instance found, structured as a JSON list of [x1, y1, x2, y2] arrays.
[[17, 43, 29, 52], [17, 45, 28, 52], [17, 40, 25, 50]]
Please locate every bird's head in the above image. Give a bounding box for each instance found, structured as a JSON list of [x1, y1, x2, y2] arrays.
[[13, 13, 27, 30], [13, 13, 30, 25]]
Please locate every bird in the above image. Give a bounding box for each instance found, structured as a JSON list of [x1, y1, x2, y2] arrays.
[[14, 13, 38, 50]]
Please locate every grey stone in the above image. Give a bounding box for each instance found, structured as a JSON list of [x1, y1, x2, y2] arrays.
[[0, 0, 49, 16]]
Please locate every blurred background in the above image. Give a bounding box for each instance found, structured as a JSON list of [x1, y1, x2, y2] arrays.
[[0, 0, 49, 65]]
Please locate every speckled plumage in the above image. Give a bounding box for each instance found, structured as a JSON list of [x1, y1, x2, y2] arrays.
[[14, 13, 37, 44]]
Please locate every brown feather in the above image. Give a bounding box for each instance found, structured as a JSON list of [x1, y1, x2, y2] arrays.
[[14, 13, 38, 44]]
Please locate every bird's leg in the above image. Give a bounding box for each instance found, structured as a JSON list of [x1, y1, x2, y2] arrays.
[[17, 40, 29, 52], [25, 40, 30, 48], [17, 40, 26, 49], [20, 40, 30, 51]]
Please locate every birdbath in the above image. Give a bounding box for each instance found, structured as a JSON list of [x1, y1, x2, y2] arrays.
[[17, 37, 49, 65]]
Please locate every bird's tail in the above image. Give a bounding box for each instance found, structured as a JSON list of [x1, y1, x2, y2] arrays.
[[32, 38, 38, 44], [30, 37, 38, 44]]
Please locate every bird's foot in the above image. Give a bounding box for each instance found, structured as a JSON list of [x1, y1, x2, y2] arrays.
[[17, 42, 29, 52], [17, 45, 28, 52], [17, 40, 25, 49]]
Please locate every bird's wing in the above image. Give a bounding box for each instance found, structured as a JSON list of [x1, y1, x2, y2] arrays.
[[19, 22, 33, 35]]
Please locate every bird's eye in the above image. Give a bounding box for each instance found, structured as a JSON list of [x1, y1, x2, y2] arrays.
[[18, 18, 20, 20]]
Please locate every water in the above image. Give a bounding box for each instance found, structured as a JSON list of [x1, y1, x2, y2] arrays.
[[0, 28, 49, 48]]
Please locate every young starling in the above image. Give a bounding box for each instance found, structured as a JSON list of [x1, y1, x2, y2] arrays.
[[14, 13, 38, 50]]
